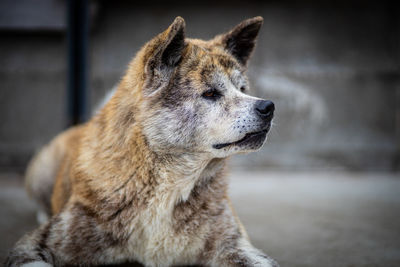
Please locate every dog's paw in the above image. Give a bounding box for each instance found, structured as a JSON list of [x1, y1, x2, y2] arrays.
[[20, 261, 52, 267], [255, 254, 279, 267]]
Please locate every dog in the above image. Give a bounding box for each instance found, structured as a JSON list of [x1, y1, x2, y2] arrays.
[[7, 16, 278, 267]]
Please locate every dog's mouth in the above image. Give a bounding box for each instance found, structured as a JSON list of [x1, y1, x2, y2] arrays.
[[213, 127, 270, 150]]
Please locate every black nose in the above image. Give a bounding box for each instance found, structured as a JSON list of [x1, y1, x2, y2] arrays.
[[255, 100, 275, 120]]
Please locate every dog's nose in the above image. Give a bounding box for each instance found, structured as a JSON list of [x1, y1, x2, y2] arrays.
[[255, 100, 275, 120]]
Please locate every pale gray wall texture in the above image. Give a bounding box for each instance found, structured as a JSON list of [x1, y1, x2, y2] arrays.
[[0, 1, 399, 172]]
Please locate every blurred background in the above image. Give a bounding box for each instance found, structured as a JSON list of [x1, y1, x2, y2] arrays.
[[0, 0, 399, 266]]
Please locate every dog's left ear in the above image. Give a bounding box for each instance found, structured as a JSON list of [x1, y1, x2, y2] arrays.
[[216, 16, 263, 66]]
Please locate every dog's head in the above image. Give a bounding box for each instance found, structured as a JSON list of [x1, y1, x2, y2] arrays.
[[128, 16, 274, 158]]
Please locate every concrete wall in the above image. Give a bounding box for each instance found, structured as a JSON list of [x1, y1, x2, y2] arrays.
[[0, 1, 399, 172]]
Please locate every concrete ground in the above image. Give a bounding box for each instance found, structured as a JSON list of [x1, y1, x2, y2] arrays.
[[1, 171, 399, 267]]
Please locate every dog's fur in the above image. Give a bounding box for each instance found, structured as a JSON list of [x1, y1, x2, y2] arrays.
[[7, 17, 278, 267]]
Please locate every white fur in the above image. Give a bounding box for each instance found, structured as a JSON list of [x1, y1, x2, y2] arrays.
[[237, 238, 277, 267], [36, 210, 49, 225], [126, 155, 212, 266], [21, 261, 52, 267]]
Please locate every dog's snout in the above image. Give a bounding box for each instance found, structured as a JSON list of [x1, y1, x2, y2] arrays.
[[255, 100, 275, 120]]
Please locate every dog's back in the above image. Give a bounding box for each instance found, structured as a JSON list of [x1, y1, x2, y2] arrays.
[[25, 126, 83, 222]]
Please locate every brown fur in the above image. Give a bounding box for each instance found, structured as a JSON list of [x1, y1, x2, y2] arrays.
[[7, 17, 278, 267]]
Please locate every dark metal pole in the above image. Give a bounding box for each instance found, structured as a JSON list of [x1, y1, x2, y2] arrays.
[[67, 0, 89, 126]]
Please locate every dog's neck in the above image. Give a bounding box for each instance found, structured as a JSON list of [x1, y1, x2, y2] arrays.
[[85, 104, 227, 208], [156, 153, 225, 202]]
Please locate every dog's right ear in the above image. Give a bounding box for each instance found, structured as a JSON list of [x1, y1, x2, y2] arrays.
[[143, 17, 186, 96]]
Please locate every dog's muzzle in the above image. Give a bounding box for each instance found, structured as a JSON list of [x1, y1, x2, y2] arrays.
[[213, 100, 275, 150]]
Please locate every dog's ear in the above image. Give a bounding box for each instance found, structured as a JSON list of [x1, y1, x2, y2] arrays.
[[143, 17, 186, 96], [216, 16, 263, 66]]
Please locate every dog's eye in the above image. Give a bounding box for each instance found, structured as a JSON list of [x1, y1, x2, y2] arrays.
[[240, 86, 246, 92], [202, 89, 221, 100]]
